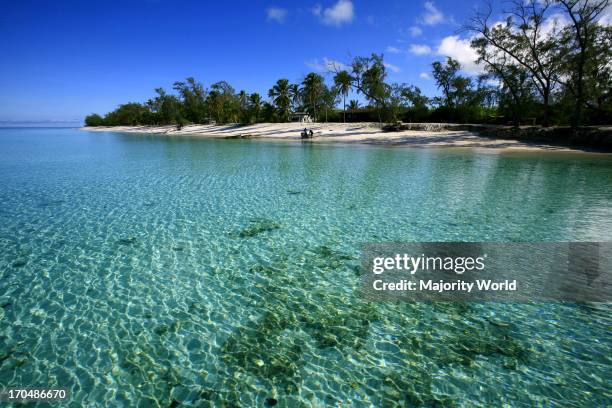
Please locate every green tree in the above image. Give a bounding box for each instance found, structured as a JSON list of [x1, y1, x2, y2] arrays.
[[173, 77, 206, 123], [300, 73, 326, 122], [348, 54, 390, 123], [380, 83, 429, 123], [333, 70, 352, 122], [268, 79, 296, 122], [557, 0, 610, 129], [464, 1, 563, 126], [146, 88, 184, 124], [84, 113, 104, 126], [400, 85, 429, 109], [261, 102, 277, 122], [206, 81, 238, 123], [289, 83, 300, 113], [471, 34, 535, 127], [248, 93, 262, 123], [572, 23, 612, 124], [237, 90, 249, 123], [103, 103, 152, 125], [321, 85, 339, 122], [431, 58, 462, 109], [387, 84, 408, 122], [431, 58, 486, 122]]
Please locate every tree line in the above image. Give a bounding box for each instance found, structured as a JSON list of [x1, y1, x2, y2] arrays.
[[86, 0, 610, 130]]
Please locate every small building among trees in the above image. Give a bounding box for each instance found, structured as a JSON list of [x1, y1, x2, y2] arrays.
[[291, 112, 313, 123]]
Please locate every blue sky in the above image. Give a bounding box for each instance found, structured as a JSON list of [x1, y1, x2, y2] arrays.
[[0, 0, 487, 122]]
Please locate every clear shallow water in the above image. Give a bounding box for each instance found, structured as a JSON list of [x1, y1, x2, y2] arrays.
[[0, 127, 611, 407]]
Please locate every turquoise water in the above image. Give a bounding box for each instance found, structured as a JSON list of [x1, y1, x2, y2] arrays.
[[0, 127, 611, 407]]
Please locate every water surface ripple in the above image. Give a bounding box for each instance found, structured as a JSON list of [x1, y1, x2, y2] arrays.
[[0, 128, 610, 407]]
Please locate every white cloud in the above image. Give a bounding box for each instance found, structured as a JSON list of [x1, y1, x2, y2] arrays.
[[408, 26, 423, 37], [320, 0, 354, 26], [422, 1, 444, 26], [386, 46, 402, 54], [419, 72, 431, 80], [266, 7, 287, 23], [409, 44, 432, 55], [305, 57, 348, 72], [436, 35, 482, 74], [384, 62, 401, 73]]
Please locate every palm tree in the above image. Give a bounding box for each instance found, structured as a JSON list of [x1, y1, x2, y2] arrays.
[[333, 70, 352, 122], [249, 93, 262, 123], [301, 72, 325, 122], [289, 83, 300, 111], [348, 99, 360, 110], [237, 90, 249, 123], [268, 79, 294, 122]]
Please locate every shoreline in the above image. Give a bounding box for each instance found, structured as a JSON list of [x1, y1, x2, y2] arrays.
[[80, 123, 612, 154]]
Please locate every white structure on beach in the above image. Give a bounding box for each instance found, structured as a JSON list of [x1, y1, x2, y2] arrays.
[[291, 112, 313, 123]]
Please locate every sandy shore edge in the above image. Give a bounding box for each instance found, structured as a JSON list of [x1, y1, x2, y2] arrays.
[[80, 123, 608, 153]]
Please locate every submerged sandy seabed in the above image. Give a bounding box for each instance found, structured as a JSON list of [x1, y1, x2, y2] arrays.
[[81, 123, 604, 153]]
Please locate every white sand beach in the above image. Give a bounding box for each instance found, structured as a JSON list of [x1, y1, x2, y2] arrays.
[[81, 123, 596, 152]]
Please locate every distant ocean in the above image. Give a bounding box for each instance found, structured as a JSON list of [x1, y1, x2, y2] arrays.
[[0, 121, 81, 128]]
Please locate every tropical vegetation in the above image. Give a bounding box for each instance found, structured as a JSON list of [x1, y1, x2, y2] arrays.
[[86, 0, 610, 131]]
